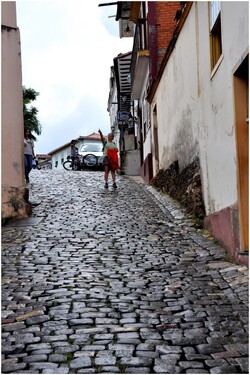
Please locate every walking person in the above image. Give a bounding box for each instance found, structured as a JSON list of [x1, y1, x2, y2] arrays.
[[98, 128, 119, 189], [24, 128, 35, 183]]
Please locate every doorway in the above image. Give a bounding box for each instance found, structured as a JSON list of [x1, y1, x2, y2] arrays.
[[233, 54, 249, 252]]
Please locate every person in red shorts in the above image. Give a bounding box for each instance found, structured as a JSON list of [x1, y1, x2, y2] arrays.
[[98, 128, 119, 189]]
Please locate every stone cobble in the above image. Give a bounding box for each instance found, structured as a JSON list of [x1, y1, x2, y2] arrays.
[[1, 169, 249, 374]]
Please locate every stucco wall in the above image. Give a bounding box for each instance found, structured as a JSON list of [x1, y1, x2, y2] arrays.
[[1, 2, 30, 220], [2, 7, 24, 188], [152, 5, 199, 175], [151, 2, 248, 216], [123, 149, 141, 176], [197, 1, 249, 215], [1, 1, 16, 27], [51, 148, 70, 170], [142, 97, 152, 161]]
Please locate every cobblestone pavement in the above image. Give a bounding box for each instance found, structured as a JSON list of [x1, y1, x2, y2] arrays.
[[2, 169, 249, 374]]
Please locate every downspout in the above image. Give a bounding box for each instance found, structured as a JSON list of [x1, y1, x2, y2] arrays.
[[148, 1, 157, 84]]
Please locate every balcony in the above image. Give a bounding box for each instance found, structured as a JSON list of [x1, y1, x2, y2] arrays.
[[130, 21, 149, 100], [113, 52, 132, 113]]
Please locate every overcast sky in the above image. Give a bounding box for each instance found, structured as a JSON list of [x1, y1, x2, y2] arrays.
[[16, 0, 133, 154]]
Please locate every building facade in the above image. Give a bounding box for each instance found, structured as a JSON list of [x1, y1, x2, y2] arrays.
[[49, 133, 102, 170], [108, 51, 141, 176], [114, 1, 249, 265], [1, 1, 31, 221]]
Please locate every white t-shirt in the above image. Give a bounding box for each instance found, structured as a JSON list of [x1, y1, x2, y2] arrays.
[[24, 138, 34, 155]]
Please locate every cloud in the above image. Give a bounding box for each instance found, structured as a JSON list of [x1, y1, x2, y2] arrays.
[[34, 93, 110, 154], [16, 0, 132, 154]]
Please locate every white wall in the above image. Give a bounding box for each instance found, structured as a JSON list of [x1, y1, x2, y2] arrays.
[[51, 148, 70, 170], [152, 5, 199, 173], [141, 67, 152, 160], [197, 1, 249, 214], [151, 2, 248, 216]]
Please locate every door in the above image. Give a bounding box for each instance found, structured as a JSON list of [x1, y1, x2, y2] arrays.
[[233, 54, 249, 252]]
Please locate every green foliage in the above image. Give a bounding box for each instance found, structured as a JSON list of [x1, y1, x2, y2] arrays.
[[192, 215, 203, 229], [63, 352, 74, 363], [23, 86, 42, 140], [64, 353, 74, 359]]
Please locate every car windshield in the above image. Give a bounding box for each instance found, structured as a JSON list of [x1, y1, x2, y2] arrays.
[[80, 143, 103, 152]]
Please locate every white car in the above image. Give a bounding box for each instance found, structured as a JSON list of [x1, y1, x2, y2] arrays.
[[78, 143, 104, 168]]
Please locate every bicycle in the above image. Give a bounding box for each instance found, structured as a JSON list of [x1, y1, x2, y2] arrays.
[[63, 153, 100, 171], [63, 155, 82, 171]]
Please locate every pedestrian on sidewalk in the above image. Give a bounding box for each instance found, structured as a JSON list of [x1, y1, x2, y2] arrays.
[[98, 128, 119, 189], [24, 128, 35, 183]]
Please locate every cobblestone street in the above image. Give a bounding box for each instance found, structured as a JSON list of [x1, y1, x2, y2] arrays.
[[2, 169, 249, 374]]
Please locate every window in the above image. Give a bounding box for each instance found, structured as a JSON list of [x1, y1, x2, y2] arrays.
[[55, 161, 58, 168], [61, 158, 64, 164], [209, 2, 222, 71], [79, 143, 103, 153]]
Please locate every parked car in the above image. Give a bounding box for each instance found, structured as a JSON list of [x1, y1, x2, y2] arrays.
[[78, 142, 104, 168]]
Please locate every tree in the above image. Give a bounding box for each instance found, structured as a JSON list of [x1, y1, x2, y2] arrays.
[[23, 86, 42, 140]]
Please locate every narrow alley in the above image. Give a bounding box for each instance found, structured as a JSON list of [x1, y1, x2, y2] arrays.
[[2, 169, 249, 374]]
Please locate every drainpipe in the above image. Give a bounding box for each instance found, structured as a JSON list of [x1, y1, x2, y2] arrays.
[[148, 1, 157, 85]]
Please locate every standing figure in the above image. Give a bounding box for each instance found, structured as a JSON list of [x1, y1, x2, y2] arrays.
[[98, 129, 119, 189], [24, 128, 35, 183], [70, 139, 78, 167]]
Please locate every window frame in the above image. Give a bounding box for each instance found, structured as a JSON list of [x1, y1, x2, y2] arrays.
[[209, 2, 223, 73]]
